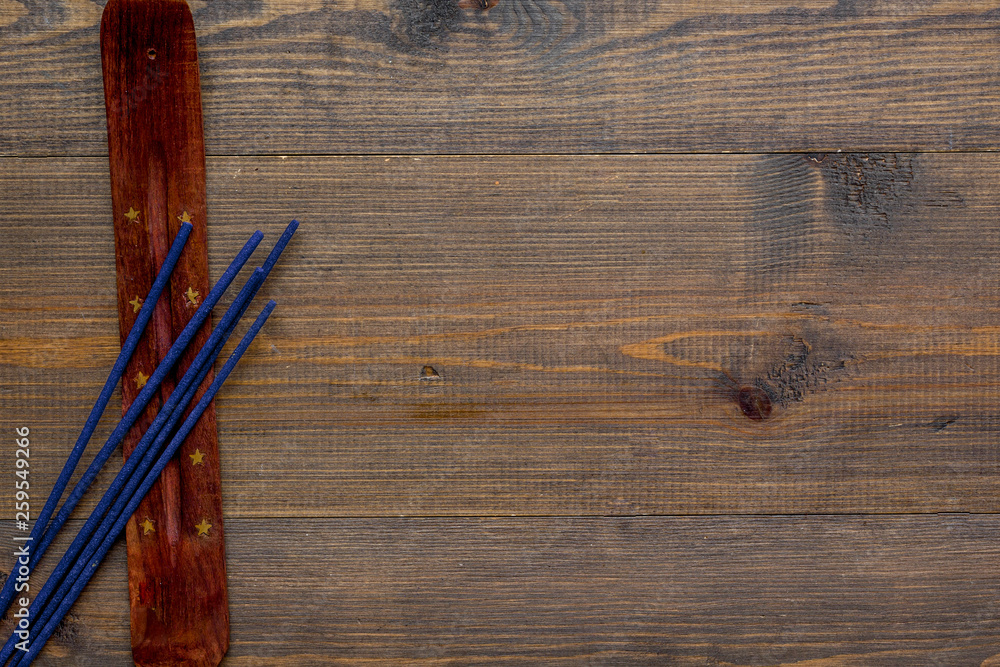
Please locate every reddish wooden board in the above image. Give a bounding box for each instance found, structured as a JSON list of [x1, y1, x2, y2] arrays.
[[101, 1, 229, 664]]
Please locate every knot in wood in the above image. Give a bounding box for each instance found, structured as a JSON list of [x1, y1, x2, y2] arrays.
[[737, 386, 772, 421]]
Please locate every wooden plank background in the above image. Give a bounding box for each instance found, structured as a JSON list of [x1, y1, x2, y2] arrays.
[[2, 0, 1000, 664], [3, 0, 1000, 155]]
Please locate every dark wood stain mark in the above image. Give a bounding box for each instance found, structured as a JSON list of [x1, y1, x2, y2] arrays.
[[822, 153, 915, 241], [763, 334, 852, 406], [922, 191, 966, 208], [928, 416, 958, 431], [790, 301, 827, 313], [392, 0, 462, 51], [53, 609, 81, 644]]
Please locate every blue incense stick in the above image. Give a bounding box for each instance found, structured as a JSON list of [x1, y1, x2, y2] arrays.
[[1, 318, 233, 665], [17, 301, 277, 666], [22, 231, 262, 589], [262, 220, 299, 274], [5, 222, 297, 663], [0, 269, 265, 667], [0, 222, 192, 620]]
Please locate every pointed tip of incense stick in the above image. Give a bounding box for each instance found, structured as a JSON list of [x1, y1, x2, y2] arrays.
[[259, 220, 299, 276]]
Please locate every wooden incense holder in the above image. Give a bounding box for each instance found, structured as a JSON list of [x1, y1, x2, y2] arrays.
[[101, 1, 229, 664]]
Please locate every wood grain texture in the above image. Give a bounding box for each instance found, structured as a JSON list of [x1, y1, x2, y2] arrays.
[[5, 0, 1000, 662], [2, 153, 999, 517], [3, 515, 1000, 665], [3, 0, 1000, 156]]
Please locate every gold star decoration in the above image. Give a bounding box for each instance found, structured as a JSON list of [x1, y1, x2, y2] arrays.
[[140, 518, 155, 535], [189, 448, 205, 466], [124, 207, 140, 222], [185, 286, 200, 307], [135, 371, 149, 388], [195, 519, 212, 537], [177, 211, 192, 223], [129, 296, 143, 313]]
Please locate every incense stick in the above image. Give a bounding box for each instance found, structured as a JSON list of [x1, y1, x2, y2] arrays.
[[261, 220, 300, 274], [0, 222, 192, 619], [2, 222, 297, 662], [28, 231, 263, 567], [0, 268, 265, 666], [16, 301, 278, 666], [3, 222, 298, 663]]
